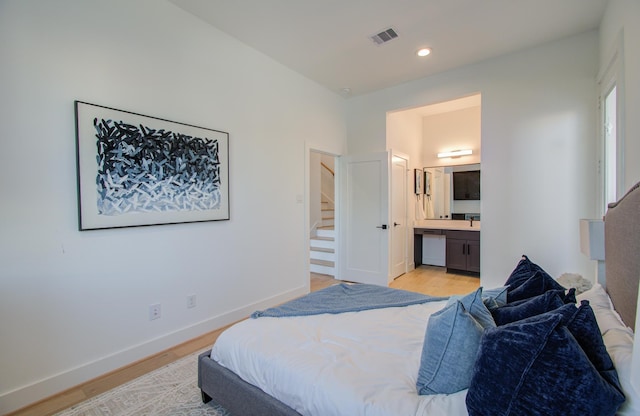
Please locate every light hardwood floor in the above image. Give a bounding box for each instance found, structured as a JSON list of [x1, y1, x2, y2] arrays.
[[9, 266, 478, 416]]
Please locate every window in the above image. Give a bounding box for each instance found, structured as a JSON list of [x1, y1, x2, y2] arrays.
[[598, 32, 625, 216]]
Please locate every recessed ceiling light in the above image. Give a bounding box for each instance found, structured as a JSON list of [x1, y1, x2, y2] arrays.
[[416, 48, 432, 57]]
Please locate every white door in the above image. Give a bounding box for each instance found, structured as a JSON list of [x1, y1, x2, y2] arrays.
[[338, 152, 389, 286], [390, 154, 408, 280]]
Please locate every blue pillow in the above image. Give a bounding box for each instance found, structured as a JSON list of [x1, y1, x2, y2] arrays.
[[481, 286, 508, 309], [491, 290, 565, 326], [447, 288, 496, 329], [507, 270, 566, 303], [416, 301, 484, 395], [466, 313, 626, 416]]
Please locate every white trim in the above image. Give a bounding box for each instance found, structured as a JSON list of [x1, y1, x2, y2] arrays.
[[597, 30, 626, 217]]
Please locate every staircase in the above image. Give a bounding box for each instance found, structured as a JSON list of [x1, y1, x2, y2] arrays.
[[310, 200, 335, 276]]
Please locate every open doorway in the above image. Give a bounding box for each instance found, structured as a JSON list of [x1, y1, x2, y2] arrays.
[[309, 150, 337, 278], [387, 93, 481, 275]]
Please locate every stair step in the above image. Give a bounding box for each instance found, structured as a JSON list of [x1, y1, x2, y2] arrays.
[[310, 246, 334, 253], [311, 239, 334, 250], [316, 228, 335, 238], [322, 212, 334, 220], [310, 249, 335, 262], [310, 258, 335, 267], [310, 262, 335, 276]]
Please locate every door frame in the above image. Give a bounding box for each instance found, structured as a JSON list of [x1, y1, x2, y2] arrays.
[[305, 143, 342, 290], [390, 150, 410, 280]]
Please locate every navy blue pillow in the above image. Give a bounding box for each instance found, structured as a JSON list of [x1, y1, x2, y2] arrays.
[[491, 290, 565, 326], [466, 313, 625, 416], [504, 255, 550, 288], [564, 300, 624, 393], [507, 288, 576, 307], [563, 287, 576, 304], [507, 270, 566, 303]]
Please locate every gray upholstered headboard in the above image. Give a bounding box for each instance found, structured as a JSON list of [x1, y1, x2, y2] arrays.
[[604, 181, 640, 330]]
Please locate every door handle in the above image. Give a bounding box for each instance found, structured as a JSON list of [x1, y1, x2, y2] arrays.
[[376, 224, 388, 229], [394, 222, 401, 227]]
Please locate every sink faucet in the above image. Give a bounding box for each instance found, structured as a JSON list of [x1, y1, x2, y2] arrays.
[[470, 218, 474, 227]]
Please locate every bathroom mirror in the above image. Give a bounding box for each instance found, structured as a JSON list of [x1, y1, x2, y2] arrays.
[[423, 164, 480, 220]]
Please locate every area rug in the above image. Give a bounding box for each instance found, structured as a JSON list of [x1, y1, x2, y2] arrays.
[[55, 349, 230, 416]]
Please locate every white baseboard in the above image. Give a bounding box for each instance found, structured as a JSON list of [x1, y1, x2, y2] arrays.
[[0, 285, 308, 414]]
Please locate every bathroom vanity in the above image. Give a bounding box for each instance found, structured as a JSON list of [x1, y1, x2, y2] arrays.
[[414, 220, 480, 275]]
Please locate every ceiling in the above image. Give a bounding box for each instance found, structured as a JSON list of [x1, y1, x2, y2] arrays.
[[168, 0, 608, 98]]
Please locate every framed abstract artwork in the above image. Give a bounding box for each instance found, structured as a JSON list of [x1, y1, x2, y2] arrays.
[[75, 101, 229, 230]]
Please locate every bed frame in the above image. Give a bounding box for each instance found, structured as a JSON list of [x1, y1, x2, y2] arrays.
[[603, 181, 640, 330], [198, 181, 640, 415], [198, 351, 302, 415]]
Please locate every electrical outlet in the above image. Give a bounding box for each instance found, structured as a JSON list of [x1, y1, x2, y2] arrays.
[[187, 295, 196, 309], [149, 303, 161, 320]]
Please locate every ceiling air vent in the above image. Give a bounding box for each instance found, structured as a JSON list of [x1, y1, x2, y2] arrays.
[[370, 27, 398, 45]]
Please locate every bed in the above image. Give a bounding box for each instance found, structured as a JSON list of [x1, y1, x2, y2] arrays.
[[198, 181, 640, 416]]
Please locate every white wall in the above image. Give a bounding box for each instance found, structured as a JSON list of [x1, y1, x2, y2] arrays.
[[0, 0, 346, 412], [347, 31, 599, 289], [387, 110, 423, 222], [422, 106, 482, 168], [600, 0, 640, 192]]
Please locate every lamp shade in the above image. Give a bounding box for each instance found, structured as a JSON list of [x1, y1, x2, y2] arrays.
[[580, 219, 605, 261]]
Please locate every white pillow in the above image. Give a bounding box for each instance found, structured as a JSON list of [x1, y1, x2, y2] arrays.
[[577, 283, 639, 416], [576, 284, 629, 334]]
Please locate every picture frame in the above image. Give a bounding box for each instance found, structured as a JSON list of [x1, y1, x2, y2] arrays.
[[75, 101, 230, 230], [414, 169, 423, 195], [424, 170, 431, 195]]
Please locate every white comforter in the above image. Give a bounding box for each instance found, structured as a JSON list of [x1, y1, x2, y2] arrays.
[[211, 300, 469, 416]]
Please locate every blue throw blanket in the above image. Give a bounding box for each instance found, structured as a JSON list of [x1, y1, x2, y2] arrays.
[[251, 283, 445, 318]]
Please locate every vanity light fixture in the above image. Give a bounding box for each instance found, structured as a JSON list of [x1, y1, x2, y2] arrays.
[[437, 149, 472, 158]]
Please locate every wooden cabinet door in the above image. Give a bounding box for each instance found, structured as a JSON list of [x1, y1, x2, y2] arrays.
[[446, 238, 468, 271], [467, 239, 481, 273]]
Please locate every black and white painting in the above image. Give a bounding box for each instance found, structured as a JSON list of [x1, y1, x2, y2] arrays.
[[75, 101, 229, 230]]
